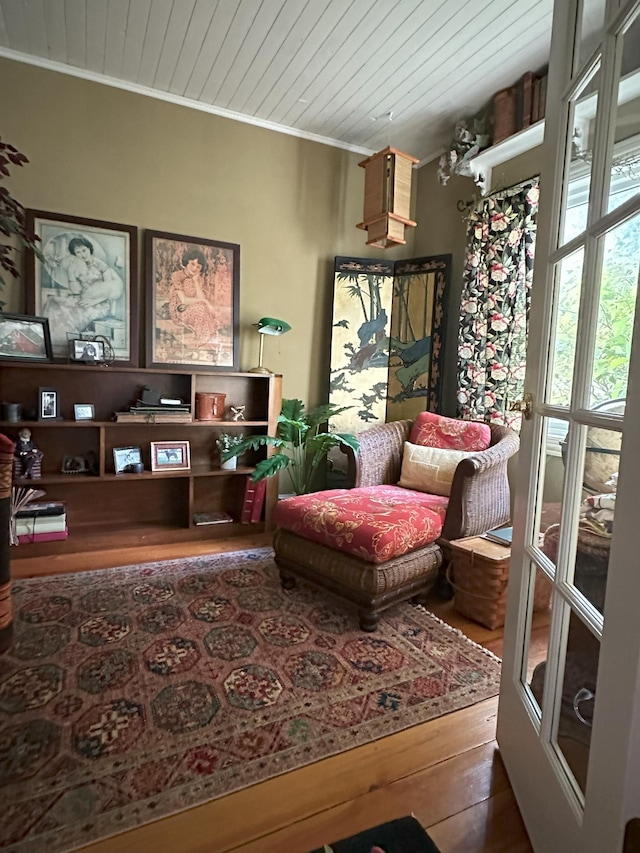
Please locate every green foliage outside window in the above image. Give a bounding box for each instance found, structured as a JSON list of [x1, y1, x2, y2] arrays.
[[551, 208, 639, 406]]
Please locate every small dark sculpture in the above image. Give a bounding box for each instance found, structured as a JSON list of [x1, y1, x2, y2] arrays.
[[14, 428, 43, 479], [61, 450, 99, 476]]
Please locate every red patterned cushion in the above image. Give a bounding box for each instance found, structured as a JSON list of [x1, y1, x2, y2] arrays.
[[410, 412, 491, 452], [274, 485, 448, 564]]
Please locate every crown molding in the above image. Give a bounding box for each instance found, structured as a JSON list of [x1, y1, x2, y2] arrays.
[[0, 47, 375, 158]]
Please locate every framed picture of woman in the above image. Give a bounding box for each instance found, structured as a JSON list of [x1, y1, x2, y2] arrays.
[[145, 230, 240, 371], [25, 210, 138, 365]]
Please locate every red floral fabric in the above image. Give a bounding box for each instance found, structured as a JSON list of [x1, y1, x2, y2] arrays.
[[274, 485, 448, 564], [409, 411, 491, 452]]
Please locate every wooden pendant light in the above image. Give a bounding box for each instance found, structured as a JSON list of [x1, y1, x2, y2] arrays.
[[356, 146, 419, 248]]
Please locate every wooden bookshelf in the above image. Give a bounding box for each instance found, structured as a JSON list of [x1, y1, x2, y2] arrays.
[[1, 362, 282, 562]]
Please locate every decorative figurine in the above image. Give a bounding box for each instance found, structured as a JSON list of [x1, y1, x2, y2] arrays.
[[230, 405, 246, 422], [14, 428, 44, 479]]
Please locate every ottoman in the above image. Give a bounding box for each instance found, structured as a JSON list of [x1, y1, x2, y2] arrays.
[[273, 485, 447, 631]]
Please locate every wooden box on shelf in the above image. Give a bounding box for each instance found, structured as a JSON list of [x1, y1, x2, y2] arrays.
[[0, 362, 282, 563]]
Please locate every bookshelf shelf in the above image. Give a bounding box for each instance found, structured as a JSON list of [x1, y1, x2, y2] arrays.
[[0, 420, 269, 429], [1, 363, 282, 563]]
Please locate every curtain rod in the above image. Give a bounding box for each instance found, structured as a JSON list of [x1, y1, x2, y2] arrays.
[[458, 173, 540, 214]]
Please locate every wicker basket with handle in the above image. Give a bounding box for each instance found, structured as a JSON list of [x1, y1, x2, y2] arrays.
[[448, 535, 551, 630]]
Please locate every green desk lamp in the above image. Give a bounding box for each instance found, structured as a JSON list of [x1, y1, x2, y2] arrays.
[[249, 317, 291, 374]]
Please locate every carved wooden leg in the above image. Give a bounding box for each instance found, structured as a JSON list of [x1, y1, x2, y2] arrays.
[[359, 610, 379, 632], [279, 568, 296, 590]]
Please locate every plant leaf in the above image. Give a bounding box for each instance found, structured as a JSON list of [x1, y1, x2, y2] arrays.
[[280, 398, 306, 421], [306, 403, 353, 428], [225, 435, 286, 459], [251, 454, 292, 482], [335, 432, 360, 452]]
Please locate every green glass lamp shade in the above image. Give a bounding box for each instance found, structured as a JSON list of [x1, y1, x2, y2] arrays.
[[250, 317, 291, 373], [257, 317, 292, 336]]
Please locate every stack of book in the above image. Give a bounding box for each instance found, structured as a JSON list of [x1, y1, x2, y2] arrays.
[[193, 511, 233, 526], [115, 396, 193, 424], [492, 68, 547, 145], [15, 501, 67, 544]]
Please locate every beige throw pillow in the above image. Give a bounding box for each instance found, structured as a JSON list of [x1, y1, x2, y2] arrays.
[[398, 441, 474, 497]]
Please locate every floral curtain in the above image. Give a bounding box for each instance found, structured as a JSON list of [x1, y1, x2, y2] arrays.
[[457, 178, 540, 428]]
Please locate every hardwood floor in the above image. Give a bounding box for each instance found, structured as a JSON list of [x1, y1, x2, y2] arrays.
[[13, 536, 534, 853]]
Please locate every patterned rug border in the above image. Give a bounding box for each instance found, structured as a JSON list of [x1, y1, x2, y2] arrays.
[[3, 547, 501, 853], [413, 603, 503, 664]]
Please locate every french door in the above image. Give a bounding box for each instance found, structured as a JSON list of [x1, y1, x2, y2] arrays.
[[497, 1, 640, 851]]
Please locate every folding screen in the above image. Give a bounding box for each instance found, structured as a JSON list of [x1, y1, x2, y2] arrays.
[[329, 255, 450, 435]]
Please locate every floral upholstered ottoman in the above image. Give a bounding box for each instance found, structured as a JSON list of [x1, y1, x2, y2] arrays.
[[273, 486, 447, 631]]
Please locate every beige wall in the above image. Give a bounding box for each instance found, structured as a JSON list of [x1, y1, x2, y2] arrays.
[[0, 57, 409, 408], [2, 54, 550, 443]]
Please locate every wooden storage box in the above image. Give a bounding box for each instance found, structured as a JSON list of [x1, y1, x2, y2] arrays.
[[449, 536, 551, 630]]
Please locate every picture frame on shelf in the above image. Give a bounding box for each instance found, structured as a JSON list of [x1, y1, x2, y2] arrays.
[[145, 230, 240, 371], [38, 387, 59, 420], [113, 445, 143, 474], [61, 452, 98, 475], [0, 313, 52, 363], [74, 403, 95, 421], [25, 210, 138, 365], [150, 440, 191, 472], [68, 337, 110, 364]]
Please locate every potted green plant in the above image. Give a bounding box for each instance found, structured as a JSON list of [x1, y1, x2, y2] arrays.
[[224, 398, 359, 495], [1, 136, 43, 307], [216, 432, 245, 470]]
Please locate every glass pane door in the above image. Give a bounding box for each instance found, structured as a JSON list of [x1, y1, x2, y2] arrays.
[[497, 1, 640, 849]]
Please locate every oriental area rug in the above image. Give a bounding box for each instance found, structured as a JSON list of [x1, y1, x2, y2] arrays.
[[0, 547, 500, 853]]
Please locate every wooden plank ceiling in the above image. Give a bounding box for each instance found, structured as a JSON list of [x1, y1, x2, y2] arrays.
[[0, 0, 553, 162]]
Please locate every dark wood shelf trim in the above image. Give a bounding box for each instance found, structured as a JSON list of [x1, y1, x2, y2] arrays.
[[1, 361, 281, 378], [1, 362, 282, 563], [0, 419, 269, 428], [11, 520, 265, 558], [14, 466, 256, 486]]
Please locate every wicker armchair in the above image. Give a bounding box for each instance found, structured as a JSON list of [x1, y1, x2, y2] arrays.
[[349, 419, 519, 541], [274, 418, 519, 631]]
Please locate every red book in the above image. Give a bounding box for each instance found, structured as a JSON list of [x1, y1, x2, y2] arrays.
[[520, 71, 536, 129], [493, 86, 516, 144], [18, 527, 68, 544], [532, 77, 541, 123], [241, 477, 267, 524], [538, 74, 548, 120], [250, 479, 267, 523]]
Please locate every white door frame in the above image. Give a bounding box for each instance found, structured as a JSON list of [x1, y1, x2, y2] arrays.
[[497, 1, 640, 850]]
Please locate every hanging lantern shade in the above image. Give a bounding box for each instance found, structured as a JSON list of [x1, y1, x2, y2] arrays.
[[356, 146, 419, 248]]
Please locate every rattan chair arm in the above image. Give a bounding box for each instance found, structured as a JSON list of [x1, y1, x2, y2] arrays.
[[457, 426, 520, 475], [348, 419, 412, 487], [441, 424, 519, 541]]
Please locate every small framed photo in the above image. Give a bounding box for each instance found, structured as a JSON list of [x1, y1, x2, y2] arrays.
[[69, 338, 106, 363], [150, 440, 191, 472], [113, 445, 143, 474], [0, 313, 53, 363], [38, 387, 59, 420], [74, 404, 95, 421]]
